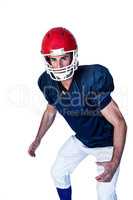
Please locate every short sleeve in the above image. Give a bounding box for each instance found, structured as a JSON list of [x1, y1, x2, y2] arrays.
[[87, 66, 114, 111], [38, 73, 55, 105]]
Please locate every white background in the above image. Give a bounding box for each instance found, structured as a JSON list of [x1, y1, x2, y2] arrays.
[[0, 0, 132, 199]]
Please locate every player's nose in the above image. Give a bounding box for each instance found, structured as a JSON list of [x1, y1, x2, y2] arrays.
[[56, 59, 63, 68]]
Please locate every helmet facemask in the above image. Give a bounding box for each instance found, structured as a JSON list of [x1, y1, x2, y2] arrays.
[[42, 49, 78, 81]]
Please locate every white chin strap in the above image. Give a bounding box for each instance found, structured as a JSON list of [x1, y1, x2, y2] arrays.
[[43, 50, 78, 81]]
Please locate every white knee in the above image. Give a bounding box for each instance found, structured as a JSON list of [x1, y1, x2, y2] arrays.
[[51, 164, 61, 182], [51, 164, 71, 188]]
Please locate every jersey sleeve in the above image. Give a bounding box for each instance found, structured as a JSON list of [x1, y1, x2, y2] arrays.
[[87, 65, 114, 111], [38, 73, 55, 106]]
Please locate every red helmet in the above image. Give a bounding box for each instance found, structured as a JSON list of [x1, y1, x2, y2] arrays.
[[41, 27, 78, 81], [41, 27, 78, 55]]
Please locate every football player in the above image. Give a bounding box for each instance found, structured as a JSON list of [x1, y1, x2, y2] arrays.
[[28, 27, 127, 200]]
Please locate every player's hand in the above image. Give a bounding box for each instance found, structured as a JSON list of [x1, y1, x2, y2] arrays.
[[95, 161, 118, 182], [28, 139, 40, 157]]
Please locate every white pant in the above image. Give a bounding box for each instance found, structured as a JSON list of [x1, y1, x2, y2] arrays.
[[51, 135, 120, 200]]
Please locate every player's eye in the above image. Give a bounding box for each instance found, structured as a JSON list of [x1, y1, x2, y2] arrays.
[[61, 55, 69, 60], [50, 58, 57, 62]]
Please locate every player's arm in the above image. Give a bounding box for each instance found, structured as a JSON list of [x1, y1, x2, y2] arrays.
[[96, 99, 127, 182], [28, 104, 57, 157], [35, 103, 57, 143], [101, 99, 127, 165]]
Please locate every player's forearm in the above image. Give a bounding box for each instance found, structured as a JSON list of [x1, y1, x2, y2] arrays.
[[111, 118, 127, 166], [35, 111, 56, 143]]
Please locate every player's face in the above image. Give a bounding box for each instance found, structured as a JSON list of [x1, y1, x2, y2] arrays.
[[49, 53, 72, 69]]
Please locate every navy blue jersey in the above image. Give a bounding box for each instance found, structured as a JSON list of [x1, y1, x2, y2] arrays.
[[38, 64, 114, 148]]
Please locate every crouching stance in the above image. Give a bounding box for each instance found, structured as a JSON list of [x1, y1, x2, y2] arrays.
[[28, 27, 127, 200]]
